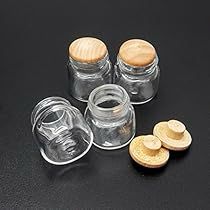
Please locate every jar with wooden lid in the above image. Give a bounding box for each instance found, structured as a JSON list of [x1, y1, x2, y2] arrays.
[[67, 37, 112, 102], [114, 39, 160, 104]]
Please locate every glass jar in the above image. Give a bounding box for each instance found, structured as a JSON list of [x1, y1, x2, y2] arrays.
[[67, 37, 112, 102], [84, 84, 136, 150], [114, 39, 160, 104], [31, 97, 93, 165]]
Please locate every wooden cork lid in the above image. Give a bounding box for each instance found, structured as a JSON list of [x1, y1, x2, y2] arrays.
[[153, 120, 192, 151], [129, 135, 169, 168], [69, 37, 107, 63], [119, 39, 156, 67]]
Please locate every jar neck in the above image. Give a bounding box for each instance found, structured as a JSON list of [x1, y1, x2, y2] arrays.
[[69, 54, 110, 74], [87, 84, 130, 120], [117, 55, 159, 76], [31, 97, 71, 126]]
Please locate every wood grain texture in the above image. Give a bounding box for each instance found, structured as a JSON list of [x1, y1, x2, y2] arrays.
[[69, 37, 107, 63], [119, 39, 156, 67], [153, 120, 192, 151], [129, 135, 169, 168]]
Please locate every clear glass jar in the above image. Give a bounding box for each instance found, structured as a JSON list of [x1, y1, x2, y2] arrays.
[[67, 37, 112, 102], [84, 84, 136, 150], [113, 39, 160, 104], [31, 97, 93, 165]]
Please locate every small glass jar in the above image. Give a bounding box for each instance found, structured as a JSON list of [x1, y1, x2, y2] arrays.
[[84, 84, 136, 150], [67, 37, 112, 102], [114, 39, 160, 104], [31, 97, 93, 165]]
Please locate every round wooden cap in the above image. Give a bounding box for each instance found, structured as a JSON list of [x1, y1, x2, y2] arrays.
[[142, 135, 161, 153], [119, 39, 156, 67], [153, 120, 192, 151], [69, 37, 107, 63], [168, 120, 186, 134], [129, 135, 169, 168]]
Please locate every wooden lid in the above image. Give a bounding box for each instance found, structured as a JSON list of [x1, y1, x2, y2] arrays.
[[129, 135, 169, 168], [119, 39, 156, 67], [142, 135, 161, 155], [153, 120, 192, 151], [168, 120, 186, 134], [69, 37, 107, 63]]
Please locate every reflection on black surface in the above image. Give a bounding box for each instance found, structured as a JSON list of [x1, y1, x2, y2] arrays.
[[130, 157, 167, 177], [40, 154, 93, 181], [40, 143, 192, 181], [91, 145, 128, 156], [169, 148, 190, 161], [130, 148, 191, 177]]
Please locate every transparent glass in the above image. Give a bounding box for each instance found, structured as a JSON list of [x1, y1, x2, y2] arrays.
[[31, 97, 93, 165], [84, 84, 136, 150], [67, 54, 112, 102], [114, 56, 160, 104]]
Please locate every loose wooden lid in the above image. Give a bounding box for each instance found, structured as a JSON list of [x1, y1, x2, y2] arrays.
[[119, 39, 156, 67], [69, 37, 107, 63], [153, 120, 192, 151], [129, 135, 169, 168]]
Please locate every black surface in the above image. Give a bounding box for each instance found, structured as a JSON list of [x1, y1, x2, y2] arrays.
[[0, 0, 210, 209]]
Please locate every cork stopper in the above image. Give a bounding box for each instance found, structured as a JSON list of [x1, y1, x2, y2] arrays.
[[119, 39, 156, 67], [153, 120, 192, 151], [142, 135, 161, 156], [129, 135, 169, 168], [166, 120, 186, 139], [69, 37, 107, 63]]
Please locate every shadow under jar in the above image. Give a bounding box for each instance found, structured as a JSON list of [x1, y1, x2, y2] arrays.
[[114, 39, 160, 104], [31, 97, 93, 165], [84, 84, 136, 150], [67, 37, 112, 102]]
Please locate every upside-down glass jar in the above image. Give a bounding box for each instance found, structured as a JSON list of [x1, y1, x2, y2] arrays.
[[84, 84, 136, 150], [67, 37, 112, 102], [114, 39, 160, 104], [31, 97, 93, 165]]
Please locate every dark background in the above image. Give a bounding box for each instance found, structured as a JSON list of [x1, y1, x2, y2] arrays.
[[0, 0, 210, 209]]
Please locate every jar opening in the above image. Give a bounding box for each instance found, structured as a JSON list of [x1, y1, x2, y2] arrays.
[[42, 110, 65, 124], [88, 84, 130, 119], [31, 97, 70, 126], [97, 100, 121, 109]]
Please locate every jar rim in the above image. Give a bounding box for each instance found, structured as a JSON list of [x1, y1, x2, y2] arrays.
[[68, 53, 110, 73], [31, 96, 71, 126], [117, 55, 159, 76], [87, 84, 130, 119]]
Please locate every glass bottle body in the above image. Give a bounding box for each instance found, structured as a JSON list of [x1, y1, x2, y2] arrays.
[[114, 56, 160, 104], [84, 84, 136, 150], [67, 55, 112, 102], [31, 97, 93, 165]]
